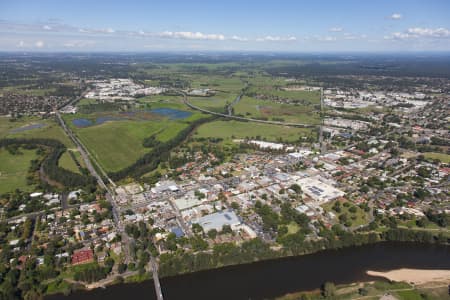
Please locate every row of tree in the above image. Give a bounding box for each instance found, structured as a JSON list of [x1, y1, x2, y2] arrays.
[[109, 116, 216, 180], [0, 138, 95, 188]]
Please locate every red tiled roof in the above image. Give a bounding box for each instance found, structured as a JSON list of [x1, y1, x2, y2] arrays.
[[71, 249, 94, 265]]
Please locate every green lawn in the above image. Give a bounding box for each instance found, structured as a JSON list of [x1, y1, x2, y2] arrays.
[[195, 120, 314, 142], [0, 148, 38, 194], [423, 152, 450, 163], [322, 200, 370, 228]]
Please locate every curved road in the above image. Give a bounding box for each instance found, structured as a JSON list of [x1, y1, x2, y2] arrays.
[[181, 92, 318, 128]]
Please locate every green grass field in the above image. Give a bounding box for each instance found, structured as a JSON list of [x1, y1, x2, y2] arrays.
[[195, 120, 314, 142], [74, 120, 174, 172], [189, 91, 237, 113], [63, 105, 207, 173], [321, 200, 370, 227], [1, 116, 75, 147], [233, 96, 321, 124], [424, 152, 450, 163], [0, 148, 38, 194], [58, 150, 82, 174]]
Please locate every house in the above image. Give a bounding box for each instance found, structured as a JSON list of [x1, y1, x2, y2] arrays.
[[71, 248, 94, 265]]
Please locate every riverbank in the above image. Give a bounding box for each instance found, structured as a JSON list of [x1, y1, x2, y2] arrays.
[[367, 268, 450, 285], [47, 242, 450, 300]]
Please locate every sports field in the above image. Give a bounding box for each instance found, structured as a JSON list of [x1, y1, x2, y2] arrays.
[[423, 152, 450, 163]]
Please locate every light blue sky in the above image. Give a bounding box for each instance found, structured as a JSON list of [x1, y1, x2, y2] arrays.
[[1, 0, 449, 52]]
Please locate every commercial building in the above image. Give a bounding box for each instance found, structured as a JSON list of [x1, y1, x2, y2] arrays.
[[297, 176, 345, 204], [192, 209, 241, 232]]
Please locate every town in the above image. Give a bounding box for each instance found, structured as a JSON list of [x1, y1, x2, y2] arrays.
[[0, 53, 449, 300]]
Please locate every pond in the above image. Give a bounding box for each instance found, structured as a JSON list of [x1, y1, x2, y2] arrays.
[[9, 123, 46, 133], [150, 108, 192, 119]]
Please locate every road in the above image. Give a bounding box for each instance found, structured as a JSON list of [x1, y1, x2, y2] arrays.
[[56, 105, 162, 298], [55, 111, 130, 262], [182, 92, 317, 128], [150, 256, 164, 300]]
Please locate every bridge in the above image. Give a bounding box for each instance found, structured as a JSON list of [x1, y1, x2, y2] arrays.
[[150, 256, 164, 300]]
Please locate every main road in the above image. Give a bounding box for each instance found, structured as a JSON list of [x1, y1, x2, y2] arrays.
[[56, 108, 163, 299], [181, 92, 317, 128]]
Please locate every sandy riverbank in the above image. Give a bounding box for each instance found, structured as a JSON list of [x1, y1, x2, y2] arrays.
[[367, 268, 450, 285]]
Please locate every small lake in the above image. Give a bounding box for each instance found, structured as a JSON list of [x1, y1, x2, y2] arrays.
[[49, 242, 450, 300], [10, 123, 46, 133], [150, 108, 192, 119], [72, 109, 191, 127], [72, 116, 124, 128]]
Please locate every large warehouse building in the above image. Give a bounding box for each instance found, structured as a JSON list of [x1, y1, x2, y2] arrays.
[[192, 209, 241, 232], [297, 176, 345, 204]]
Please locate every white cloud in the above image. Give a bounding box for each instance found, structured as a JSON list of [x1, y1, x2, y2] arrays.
[[17, 40, 25, 47], [329, 27, 343, 32], [43, 25, 52, 30], [35, 40, 44, 48], [78, 27, 115, 34], [316, 36, 336, 42], [386, 27, 450, 40], [256, 35, 297, 42], [159, 31, 225, 40], [63, 40, 96, 48], [343, 33, 367, 40], [231, 35, 248, 41], [389, 13, 403, 20]]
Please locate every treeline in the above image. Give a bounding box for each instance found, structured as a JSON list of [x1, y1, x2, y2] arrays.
[[73, 263, 109, 283], [159, 228, 449, 278], [0, 138, 95, 188], [109, 116, 216, 180]]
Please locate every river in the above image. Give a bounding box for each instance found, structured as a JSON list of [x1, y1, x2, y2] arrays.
[[50, 242, 450, 300]]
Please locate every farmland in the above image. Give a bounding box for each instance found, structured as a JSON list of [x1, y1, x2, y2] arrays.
[[233, 96, 321, 124], [195, 120, 315, 142], [63, 108, 206, 173], [188, 92, 237, 113]]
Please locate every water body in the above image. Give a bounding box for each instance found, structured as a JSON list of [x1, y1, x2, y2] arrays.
[[72, 118, 93, 127], [9, 123, 46, 133], [72, 109, 191, 127], [51, 242, 450, 300], [150, 108, 192, 119], [72, 116, 124, 128]]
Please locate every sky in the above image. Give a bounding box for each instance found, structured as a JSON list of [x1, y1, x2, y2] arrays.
[[0, 0, 450, 52]]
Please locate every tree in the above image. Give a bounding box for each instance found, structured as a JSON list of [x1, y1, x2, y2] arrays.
[[289, 184, 302, 194], [207, 229, 217, 239], [118, 263, 127, 274], [192, 223, 204, 234], [322, 282, 336, 298], [221, 225, 232, 234]]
